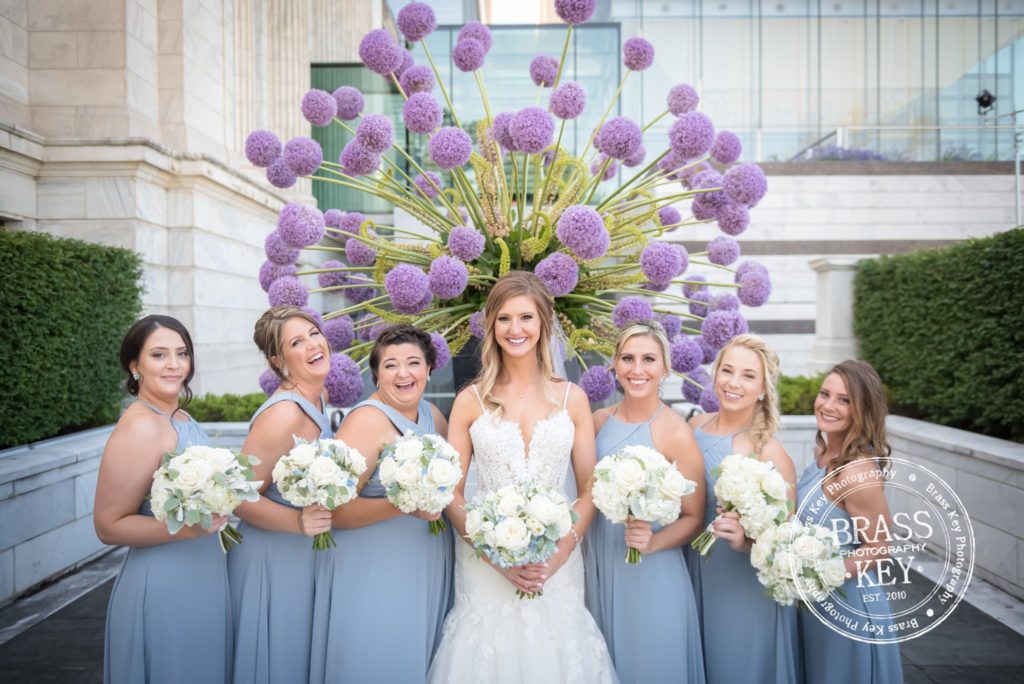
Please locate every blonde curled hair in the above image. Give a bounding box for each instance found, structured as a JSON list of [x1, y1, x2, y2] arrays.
[[711, 333, 781, 455], [473, 271, 560, 416], [253, 306, 324, 379]]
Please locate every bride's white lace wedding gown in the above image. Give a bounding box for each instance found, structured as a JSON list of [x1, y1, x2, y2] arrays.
[[427, 385, 617, 683]]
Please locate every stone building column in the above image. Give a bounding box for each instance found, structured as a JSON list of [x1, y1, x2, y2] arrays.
[[808, 256, 868, 372]]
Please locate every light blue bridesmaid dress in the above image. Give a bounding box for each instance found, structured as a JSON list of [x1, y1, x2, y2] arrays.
[[227, 392, 333, 684], [104, 401, 232, 684], [687, 425, 801, 684], [583, 405, 706, 684], [308, 398, 453, 684], [797, 461, 904, 683]]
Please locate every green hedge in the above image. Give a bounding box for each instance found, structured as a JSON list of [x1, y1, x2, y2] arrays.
[[854, 228, 1024, 442], [778, 373, 825, 415], [0, 230, 142, 449], [187, 393, 267, 422]]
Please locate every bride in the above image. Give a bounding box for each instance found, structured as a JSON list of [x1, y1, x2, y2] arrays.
[[428, 271, 617, 683]]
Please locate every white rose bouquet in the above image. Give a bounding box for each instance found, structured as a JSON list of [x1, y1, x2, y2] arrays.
[[690, 453, 792, 559], [591, 445, 698, 564], [463, 483, 578, 599], [150, 445, 262, 552], [271, 437, 367, 550], [378, 431, 463, 536], [750, 520, 848, 606]]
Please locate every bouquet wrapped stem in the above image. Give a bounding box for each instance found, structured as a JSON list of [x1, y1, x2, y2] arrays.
[[626, 546, 643, 565], [218, 522, 244, 553]]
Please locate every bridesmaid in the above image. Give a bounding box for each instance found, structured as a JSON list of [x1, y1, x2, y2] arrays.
[[228, 306, 335, 684], [309, 324, 452, 683], [797, 360, 903, 683], [96, 315, 231, 683], [687, 333, 801, 684], [584, 321, 707, 684]]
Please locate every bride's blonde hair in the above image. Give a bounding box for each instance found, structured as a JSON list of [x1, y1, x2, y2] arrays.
[[473, 271, 560, 416]]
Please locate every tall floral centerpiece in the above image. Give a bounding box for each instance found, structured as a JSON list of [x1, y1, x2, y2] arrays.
[[249, 0, 772, 408]]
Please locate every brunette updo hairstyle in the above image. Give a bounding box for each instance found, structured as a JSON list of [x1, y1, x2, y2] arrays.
[[119, 315, 196, 406], [368, 324, 436, 384]]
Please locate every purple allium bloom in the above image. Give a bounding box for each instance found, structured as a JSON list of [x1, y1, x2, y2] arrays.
[[596, 116, 642, 160], [716, 201, 749, 236], [325, 354, 363, 407], [735, 260, 768, 282], [447, 226, 485, 261], [707, 235, 740, 266], [713, 293, 740, 311], [534, 252, 579, 297], [657, 149, 688, 180], [302, 306, 324, 329], [338, 212, 366, 235], [711, 130, 742, 164], [670, 335, 703, 373], [623, 144, 646, 168], [429, 126, 473, 170], [458, 21, 493, 52], [702, 309, 748, 349], [612, 296, 654, 328], [738, 270, 772, 307], [259, 260, 296, 292], [492, 112, 516, 150], [683, 274, 708, 297], [590, 154, 618, 181], [453, 38, 485, 72], [680, 161, 712, 189], [397, 2, 436, 42], [555, 0, 597, 25], [283, 136, 323, 177], [723, 162, 768, 207], [669, 112, 715, 160], [340, 139, 380, 176], [692, 195, 719, 221], [667, 83, 700, 116], [658, 205, 681, 229], [317, 259, 349, 289], [414, 171, 443, 199], [345, 236, 376, 266], [245, 129, 281, 167], [399, 64, 434, 95], [259, 368, 281, 396], [622, 37, 655, 71], [430, 332, 451, 370], [509, 107, 555, 154], [355, 114, 394, 154], [448, 206, 469, 224], [323, 315, 355, 351], [345, 276, 377, 304], [428, 255, 469, 299], [556, 204, 609, 260], [403, 92, 443, 135], [697, 335, 717, 364], [324, 209, 344, 228], [643, 280, 670, 293], [301, 89, 337, 127], [688, 290, 712, 317], [357, 315, 385, 342], [580, 365, 616, 403], [266, 158, 297, 188], [550, 81, 586, 120], [268, 276, 309, 307], [393, 49, 414, 80], [682, 367, 710, 403], [264, 231, 299, 265], [385, 263, 431, 314], [278, 202, 325, 248], [530, 55, 559, 87], [700, 387, 720, 412], [333, 86, 365, 120], [640, 242, 687, 286], [360, 29, 402, 76], [655, 313, 682, 339], [469, 310, 486, 339]]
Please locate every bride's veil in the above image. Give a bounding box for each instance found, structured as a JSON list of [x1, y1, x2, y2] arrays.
[[550, 317, 579, 500]]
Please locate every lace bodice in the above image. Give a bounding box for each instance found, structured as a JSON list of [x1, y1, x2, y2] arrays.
[[468, 384, 575, 495]]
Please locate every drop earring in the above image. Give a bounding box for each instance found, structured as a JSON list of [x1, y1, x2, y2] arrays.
[[132, 371, 140, 381], [282, 367, 290, 378], [758, 393, 765, 401]]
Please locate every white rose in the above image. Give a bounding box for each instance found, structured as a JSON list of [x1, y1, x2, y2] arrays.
[[175, 458, 214, 495], [396, 459, 422, 488], [308, 455, 343, 487], [554, 508, 573, 537], [792, 535, 826, 565], [772, 550, 797, 579], [659, 469, 694, 499], [425, 459, 461, 489], [524, 494, 560, 526], [346, 448, 367, 475], [497, 491, 526, 518], [612, 458, 646, 493], [198, 446, 237, 472], [203, 485, 231, 513], [395, 489, 418, 513], [481, 520, 497, 547], [378, 457, 398, 484], [465, 509, 483, 537], [394, 438, 424, 462], [750, 538, 771, 570], [494, 517, 530, 551], [820, 557, 848, 588], [288, 442, 318, 468], [761, 471, 789, 502]]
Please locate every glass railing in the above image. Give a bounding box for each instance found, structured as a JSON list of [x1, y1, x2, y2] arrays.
[[788, 125, 1022, 162]]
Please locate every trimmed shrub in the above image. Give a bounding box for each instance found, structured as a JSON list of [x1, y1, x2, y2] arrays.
[[0, 230, 142, 448], [854, 228, 1024, 442], [187, 393, 267, 422], [778, 373, 825, 415]]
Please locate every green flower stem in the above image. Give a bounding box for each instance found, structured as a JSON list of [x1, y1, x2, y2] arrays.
[[582, 70, 632, 158], [674, 369, 707, 387], [531, 119, 566, 235], [421, 40, 462, 130], [583, 156, 613, 205], [452, 167, 487, 230], [641, 109, 670, 132], [551, 25, 574, 90], [674, 277, 741, 289], [390, 72, 408, 100], [474, 70, 493, 126], [596, 150, 669, 211], [611, 189, 698, 214], [440, 311, 474, 337], [320, 295, 392, 317], [561, 293, 616, 310], [597, 288, 697, 308], [651, 305, 700, 321], [295, 265, 373, 277], [688, 259, 740, 273], [309, 282, 381, 294]]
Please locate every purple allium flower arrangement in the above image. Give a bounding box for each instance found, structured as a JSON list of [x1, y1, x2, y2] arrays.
[[248, 7, 770, 405], [430, 332, 451, 370]]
